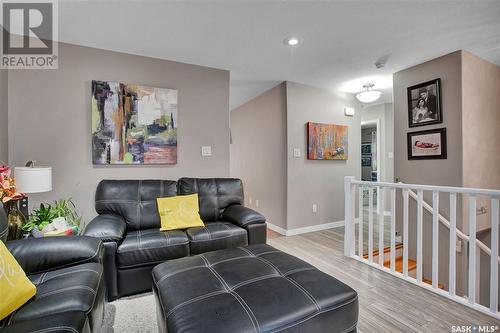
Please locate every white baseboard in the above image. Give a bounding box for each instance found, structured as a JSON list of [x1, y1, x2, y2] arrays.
[[267, 220, 351, 237], [266, 223, 288, 235]]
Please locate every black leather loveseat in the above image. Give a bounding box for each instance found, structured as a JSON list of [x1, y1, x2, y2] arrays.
[[0, 207, 105, 333], [83, 177, 266, 301]]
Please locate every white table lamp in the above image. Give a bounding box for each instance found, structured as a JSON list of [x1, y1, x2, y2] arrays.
[[14, 165, 52, 216]]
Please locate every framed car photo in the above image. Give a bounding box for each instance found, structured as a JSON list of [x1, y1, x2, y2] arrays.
[[407, 78, 442, 128], [407, 128, 447, 160]]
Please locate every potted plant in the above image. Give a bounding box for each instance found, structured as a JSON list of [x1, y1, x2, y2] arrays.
[[22, 199, 81, 237]]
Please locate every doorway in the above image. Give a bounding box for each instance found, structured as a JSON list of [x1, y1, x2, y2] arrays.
[[361, 120, 381, 211]]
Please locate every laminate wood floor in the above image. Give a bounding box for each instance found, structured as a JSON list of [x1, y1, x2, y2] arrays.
[[267, 228, 500, 333]]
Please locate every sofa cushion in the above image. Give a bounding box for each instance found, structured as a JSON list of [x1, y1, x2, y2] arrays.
[[177, 178, 244, 222], [117, 229, 189, 268], [0, 311, 89, 333], [152, 244, 358, 333], [95, 180, 177, 231], [186, 222, 248, 255], [8, 262, 102, 324]]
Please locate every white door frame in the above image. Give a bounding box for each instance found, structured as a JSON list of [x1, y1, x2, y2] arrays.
[[361, 119, 382, 213]]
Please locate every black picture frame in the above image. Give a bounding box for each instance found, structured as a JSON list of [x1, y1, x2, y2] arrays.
[[407, 78, 442, 128], [407, 128, 447, 160]]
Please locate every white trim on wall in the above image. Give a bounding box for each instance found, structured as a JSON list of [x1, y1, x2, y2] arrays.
[[267, 219, 360, 236]]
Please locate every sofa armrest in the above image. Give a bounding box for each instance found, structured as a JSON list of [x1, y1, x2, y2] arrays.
[[83, 213, 127, 242], [6, 236, 103, 275], [221, 205, 266, 228]]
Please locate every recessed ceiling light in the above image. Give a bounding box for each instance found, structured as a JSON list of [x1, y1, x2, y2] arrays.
[[284, 37, 301, 47]]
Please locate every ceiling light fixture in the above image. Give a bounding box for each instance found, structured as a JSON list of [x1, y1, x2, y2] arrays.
[[284, 37, 301, 47], [355, 83, 382, 103]]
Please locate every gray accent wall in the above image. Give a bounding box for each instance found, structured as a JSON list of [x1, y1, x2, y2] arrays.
[[230, 83, 287, 229], [8, 42, 230, 224], [286, 82, 361, 230], [394, 50, 465, 293], [0, 70, 7, 164]]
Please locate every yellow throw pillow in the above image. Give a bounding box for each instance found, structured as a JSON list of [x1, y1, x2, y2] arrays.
[[157, 194, 205, 231], [0, 242, 36, 320]]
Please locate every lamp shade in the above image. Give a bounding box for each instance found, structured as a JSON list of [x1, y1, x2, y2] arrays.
[[14, 167, 52, 193]]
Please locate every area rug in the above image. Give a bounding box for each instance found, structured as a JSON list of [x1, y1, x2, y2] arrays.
[[103, 293, 158, 332]]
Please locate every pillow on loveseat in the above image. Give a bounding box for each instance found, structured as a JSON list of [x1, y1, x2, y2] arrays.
[[0, 242, 36, 320], [157, 194, 204, 231]]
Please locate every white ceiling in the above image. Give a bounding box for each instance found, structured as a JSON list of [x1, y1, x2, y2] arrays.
[[58, 0, 500, 110]]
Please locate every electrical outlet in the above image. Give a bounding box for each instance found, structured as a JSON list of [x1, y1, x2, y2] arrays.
[[293, 148, 301, 158], [249, 197, 252, 205], [255, 199, 259, 208], [456, 239, 462, 253], [201, 146, 212, 157], [312, 204, 318, 213]]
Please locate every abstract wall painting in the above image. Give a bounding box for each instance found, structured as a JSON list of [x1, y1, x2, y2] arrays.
[[92, 80, 178, 165], [307, 122, 348, 160]]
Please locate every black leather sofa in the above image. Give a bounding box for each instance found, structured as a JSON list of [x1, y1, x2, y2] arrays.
[[83, 177, 267, 301], [0, 206, 105, 333]]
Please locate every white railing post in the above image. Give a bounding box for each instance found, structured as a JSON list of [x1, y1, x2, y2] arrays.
[[340, 178, 500, 320], [368, 187, 374, 263], [390, 188, 396, 271], [449, 192, 457, 297], [490, 197, 499, 313], [358, 186, 364, 257], [378, 187, 385, 266], [344, 176, 355, 256], [468, 195, 477, 304], [403, 188, 409, 276], [432, 191, 439, 289], [417, 190, 424, 283]]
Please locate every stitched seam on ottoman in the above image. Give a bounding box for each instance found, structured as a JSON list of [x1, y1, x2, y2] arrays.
[[238, 247, 320, 312], [199, 255, 259, 333], [209, 255, 252, 266], [283, 267, 316, 277], [165, 290, 227, 318], [36, 285, 96, 299], [231, 273, 280, 290], [270, 296, 358, 333], [155, 264, 207, 284]]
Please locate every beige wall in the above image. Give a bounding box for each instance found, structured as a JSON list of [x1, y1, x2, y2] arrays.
[[8, 42, 230, 224], [230, 83, 287, 228], [286, 82, 361, 229], [462, 51, 500, 231], [0, 70, 7, 164], [393, 51, 465, 292]]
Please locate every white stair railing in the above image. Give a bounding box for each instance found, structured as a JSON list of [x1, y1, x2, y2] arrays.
[[344, 176, 500, 319]]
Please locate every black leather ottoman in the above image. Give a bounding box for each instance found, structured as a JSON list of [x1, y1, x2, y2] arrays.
[[152, 244, 358, 333]]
